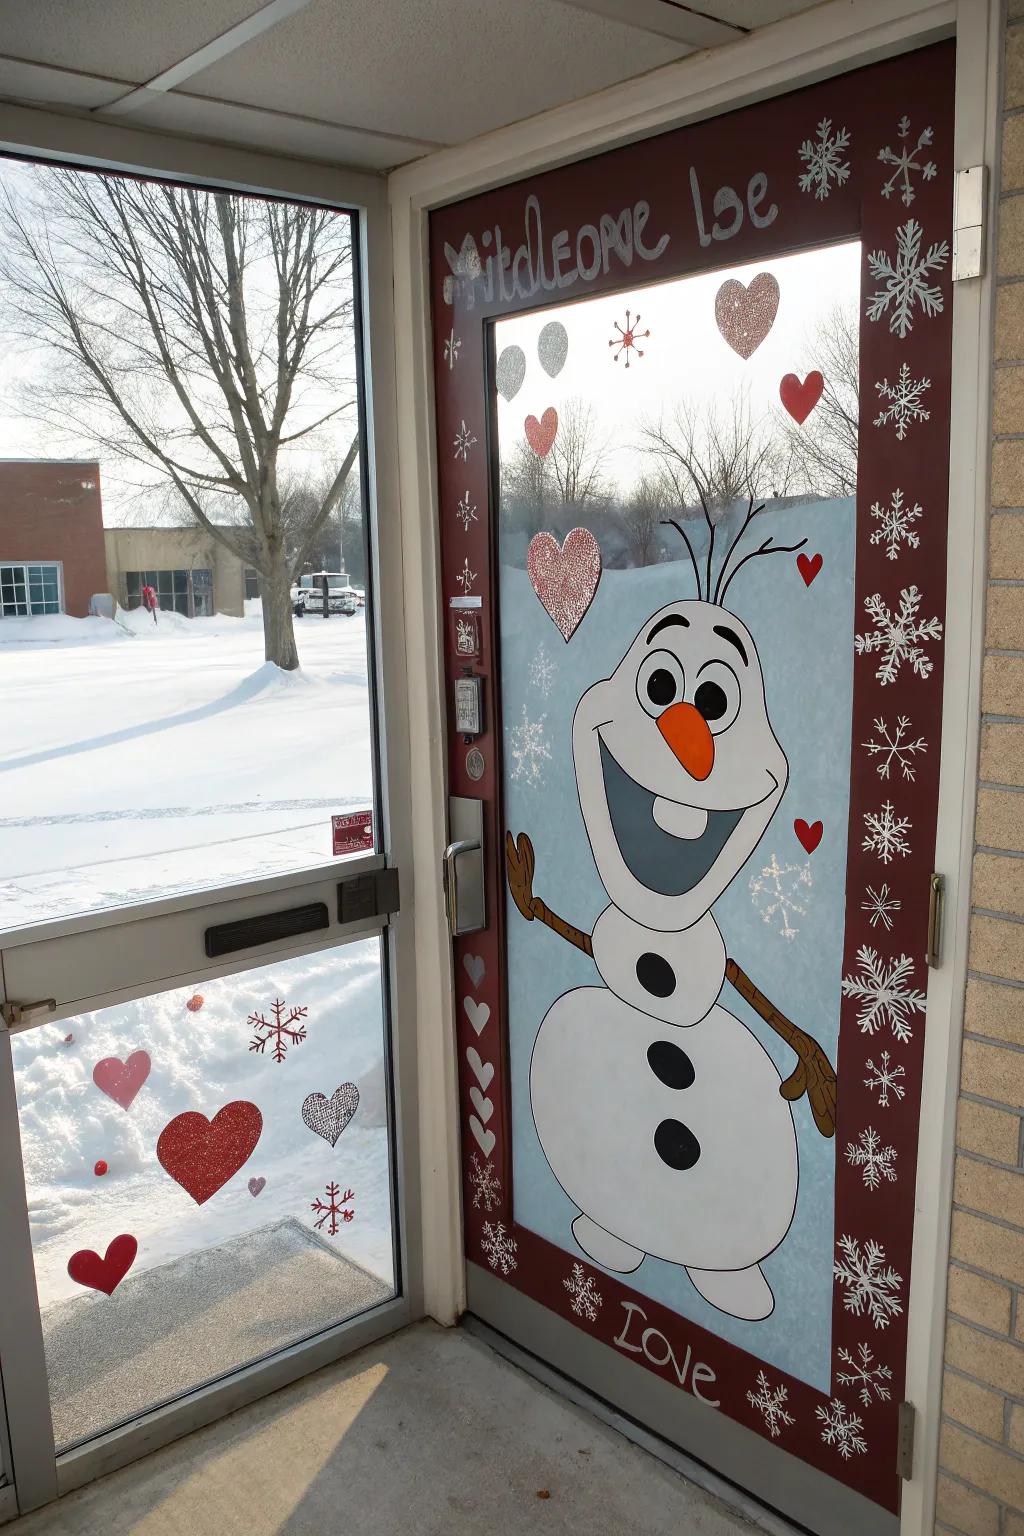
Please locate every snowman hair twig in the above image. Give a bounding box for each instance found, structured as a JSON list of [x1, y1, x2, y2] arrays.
[[661, 495, 808, 604]]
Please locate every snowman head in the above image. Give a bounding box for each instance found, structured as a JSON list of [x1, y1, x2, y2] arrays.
[[573, 597, 787, 932]]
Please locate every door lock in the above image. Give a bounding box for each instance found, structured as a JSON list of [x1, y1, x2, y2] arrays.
[[1, 998, 57, 1031]]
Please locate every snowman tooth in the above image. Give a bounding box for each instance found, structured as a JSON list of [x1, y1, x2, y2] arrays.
[[652, 798, 709, 841]]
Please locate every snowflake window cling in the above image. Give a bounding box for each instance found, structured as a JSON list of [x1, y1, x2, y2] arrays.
[[862, 801, 912, 864], [834, 1233, 904, 1329], [845, 1127, 898, 1191], [878, 116, 938, 207], [563, 1262, 603, 1322], [453, 419, 477, 461], [869, 490, 923, 561], [608, 309, 650, 367], [866, 218, 949, 339], [749, 852, 813, 940], [746, 1371, 795, 1439], [248, 998, 308, 1062], [311, 1182, 355, 1236], [468, 1152, 502, 1212], [443, 328, 462, 370], [455, 491, 477, 531], [528, 645, 556, 699], [481, 1219, 518, 1276], [842, 946, 927, 1043], [862, 883, 902, 933], [855, 586, 943, 686], [874, 363, 932, 441], [798, 118, 852, 200], [863, 716, 927, 780], [836, 1342, 894, 1406], [508, 703, 552, 786], [864, 1051, 907, 1108], [456, 557, 477, 595], [816, 1398, 868, 1460]]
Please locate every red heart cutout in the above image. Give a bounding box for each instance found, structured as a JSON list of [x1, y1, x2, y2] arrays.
[[797, 552, 823, 587], [794, 819, 823, 855], [715, 272, 780, 359], [68, 1234, 137, 1296], [157, 1101, 262, 1205], [780, 371, 824, 425], [93, 1050, 151, 1110], [527, 528, 602, 642], [524, 407, 558, 458]]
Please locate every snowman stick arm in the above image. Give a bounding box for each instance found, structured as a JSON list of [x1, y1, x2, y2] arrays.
[[725, 958, 837, 1139], [505, 830, 594, 957]]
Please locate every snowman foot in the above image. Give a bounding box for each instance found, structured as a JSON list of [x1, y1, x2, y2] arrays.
[[572, 1214, 644, 1273], [686, 1263, 775, 1321]]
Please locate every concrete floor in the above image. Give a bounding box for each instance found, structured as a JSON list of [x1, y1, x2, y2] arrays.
[[8, 1321, 761, 1536]]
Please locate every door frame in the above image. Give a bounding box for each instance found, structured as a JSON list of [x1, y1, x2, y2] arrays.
[[387, 2, 1000, 1533], [0, 106, 424, 1515]]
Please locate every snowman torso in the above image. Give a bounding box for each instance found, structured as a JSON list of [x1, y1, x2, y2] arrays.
[[590, 904, 726, 1027]]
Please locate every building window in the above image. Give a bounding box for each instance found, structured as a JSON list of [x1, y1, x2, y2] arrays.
[[0, 561, 62, 617], [123, 569, 214, 618], [244, 567, 261, 601]]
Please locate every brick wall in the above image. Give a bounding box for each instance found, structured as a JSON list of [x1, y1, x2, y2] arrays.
[[0, 460, 106, 617], [935, 10, 1024, 1533]]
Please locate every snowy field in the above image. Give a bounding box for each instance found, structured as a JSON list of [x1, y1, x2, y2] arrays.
[[0, 603, 374, 931]]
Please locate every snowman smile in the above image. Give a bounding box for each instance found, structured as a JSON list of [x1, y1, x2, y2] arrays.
[[599, 737, 745, 897]]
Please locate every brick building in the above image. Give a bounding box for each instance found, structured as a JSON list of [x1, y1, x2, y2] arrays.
[[0, 459, 106, 619]]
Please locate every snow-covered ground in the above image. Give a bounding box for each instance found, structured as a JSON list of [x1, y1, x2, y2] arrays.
[[0, 604, 374, 930]]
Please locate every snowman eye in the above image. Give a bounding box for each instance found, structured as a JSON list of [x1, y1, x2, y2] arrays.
[[693, 659, 741, 735], [636, 650, 685, 718]]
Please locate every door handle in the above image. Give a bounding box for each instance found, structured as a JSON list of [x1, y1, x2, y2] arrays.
[[1, 998, 57, 1031], [443, 839, 484, 937]]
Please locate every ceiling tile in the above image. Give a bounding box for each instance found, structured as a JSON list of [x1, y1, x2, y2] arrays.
[[185, 0, 689, 145], [684, 0, 825, 26], [0, 0, 265, 87], [0, 59, 128, 112]]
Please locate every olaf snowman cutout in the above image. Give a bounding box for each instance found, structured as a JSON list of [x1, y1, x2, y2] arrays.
[[509, 502, 837, 1323]]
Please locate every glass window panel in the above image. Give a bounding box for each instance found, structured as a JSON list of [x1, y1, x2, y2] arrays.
[[11, 939, 396, 1452], [173, 569, 188, 593]]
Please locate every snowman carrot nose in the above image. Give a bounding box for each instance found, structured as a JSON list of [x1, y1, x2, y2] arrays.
[[657, 701, 714, 781]]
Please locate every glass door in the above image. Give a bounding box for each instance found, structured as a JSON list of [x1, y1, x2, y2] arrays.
[[431, 42, 955, 1536], [0, 150, 413, 1514]]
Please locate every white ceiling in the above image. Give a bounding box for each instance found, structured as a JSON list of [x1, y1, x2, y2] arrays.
[[0, 0, 826, 174]]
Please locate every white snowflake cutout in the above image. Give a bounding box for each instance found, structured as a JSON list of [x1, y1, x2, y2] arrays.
[[878, 116, 937, 206], [836, 1342, 893, 1406], [453, 419, 477, 461], [456, 491, 478, 531], [869, 489, 923, 561], [817, 1397, 868, 1458], [864, 1051, 907, 1108], [855, 587, 942, 685], [842, 945, 926, 1043], [862, 801, 912, 864], [874, 363, 932, 440], [469, 1152, 502, 1212], [508, 704, 551, 786], [798, 118, 852, 200], [863, 716, 927, 781], [749, 852, 813, 940], [866, 219, 948, 339], [834, 1234, 904, 1329], [481, 1220, 518, 1275], [443, 328, 462, 369], [845, 1127, 898, 1191], [862, 883, 901, 932], [563, 1262, 603, 1322], [747, 1371, 795, 1438]]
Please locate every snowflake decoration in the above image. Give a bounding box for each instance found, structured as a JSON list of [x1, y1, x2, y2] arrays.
[[563, 1262, 603, 1322], [798, 118, 852, 200], [455, 491, 477, 531], [816, 1398, 868, 1459], [863, 716, 928, 781], [870, 489, 923, 561], [864, 1050, 907, 1108], [866, 218, 949, 339], [481, 1219, 518, 1276], [442, 233, 482, 308], [608, 309, 650, 367], [862, 883, 901, 932], [248, 997, 308, 1062], [455, 616, 477, 655], [855, 587, 942, 686], [746, 1371, 795, 1439], [837, 1342, 894, 1406], [874, 363, 932, 440], [845, 1126, 898, 1191], [749, 852, 813, 940], [443, 328, 462, 370], [834, 1234, 904, 1329], [310, 1181, 355, 1237], [842, 945, 926, 1043], [453, 419, 477, 461], [456, 557, 477, 595], [879, 116, 937, 206], [468, 1152, 502, 1212], [508, 703, 551, 786], [862, 801, 912, 865], [528, 645, 556, 699]]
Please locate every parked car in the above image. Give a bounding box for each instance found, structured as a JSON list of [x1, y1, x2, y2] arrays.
[[293, 572, 359, 616]]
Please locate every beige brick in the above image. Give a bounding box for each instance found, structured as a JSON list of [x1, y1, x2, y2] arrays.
[[987, 585, 1024, 649], [944, 1321, 1024, 1397], [982, 654, 1024, 716], [965, 977, 1024, 1048], [1018, 1308, 1024, 1344], [1006, 1510, 1024, 1536], [981, 722, 1024, 786], [951, 1210, 1024, 1288], [935, 1470, 1001, 1536], [1010, 26, 1024, 112], [992, 436, 1024, 503], [959, 1034, 1024, 1108], [995, 366, 1024, 434], [957, 1095, 1023, 1162], [1002, 198, 1024, 280], [991, 513, 1024, 579], [969, 915, 1024, 986], [1010, 3, 1024, 22], [974, 852, 1024, 916], [977, 789, 1024, 854], [955, 1155, 1024, 1227], [1011, 1403, 1024, 1454], [947, 1264, 1015, 1333], [1004, 115, 1024, 196], [943, 1369, 1007, 1439], [940, 1422, 1024, 1511]]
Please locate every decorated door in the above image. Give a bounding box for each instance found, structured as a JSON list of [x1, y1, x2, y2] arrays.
[[431, 43, 954, 1533]]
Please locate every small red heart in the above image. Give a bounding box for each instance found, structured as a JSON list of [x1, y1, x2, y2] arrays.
[[797, 552, 823, 586], [780, 371, 824, 425], [68, 1234, 138, 1295], [794, 819, 823, 854], [524, 407, 558, 458]]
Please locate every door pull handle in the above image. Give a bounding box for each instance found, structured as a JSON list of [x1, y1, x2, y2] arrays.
[[443, 838, 484, 937]]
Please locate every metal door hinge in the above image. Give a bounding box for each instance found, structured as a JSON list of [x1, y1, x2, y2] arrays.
[[898, 1401, 916, 1481], [953, 166, 986, 281], [927, 872, 945, 969], [1, 998, 56, 1032]]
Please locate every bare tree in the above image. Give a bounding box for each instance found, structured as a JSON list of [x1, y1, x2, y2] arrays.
[[0, 165, 359, 669], [549, 397, 610, 506], [781, 303, 859, 498], [619, 474, 670, 566]]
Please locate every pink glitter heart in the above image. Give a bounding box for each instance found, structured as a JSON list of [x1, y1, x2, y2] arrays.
[[248, 1176, 266, 1196], [527, 528, 602, 643], [715, 272, 780, 359]]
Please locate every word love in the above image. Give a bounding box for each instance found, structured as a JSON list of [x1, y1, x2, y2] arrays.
[[689, 167, 778, 248], [613, 1301, 720, 1407]]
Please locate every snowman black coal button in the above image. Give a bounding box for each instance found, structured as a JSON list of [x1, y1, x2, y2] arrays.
[[647, 1040, 696, 1090], [654, 1118, 701, 1170], [636, 950, 675, 997]]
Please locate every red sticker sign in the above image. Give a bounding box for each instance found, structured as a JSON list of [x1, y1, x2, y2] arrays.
[[332, 810, 374, 856]]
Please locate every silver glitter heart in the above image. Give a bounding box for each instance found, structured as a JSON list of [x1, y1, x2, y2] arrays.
[[495, 345, 526, 401], [538, 320, 568, 378], [302, 1083, 360, 1147]]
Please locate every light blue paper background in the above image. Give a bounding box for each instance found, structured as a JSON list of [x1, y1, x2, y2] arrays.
[[500, 499, 854, 1393]]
